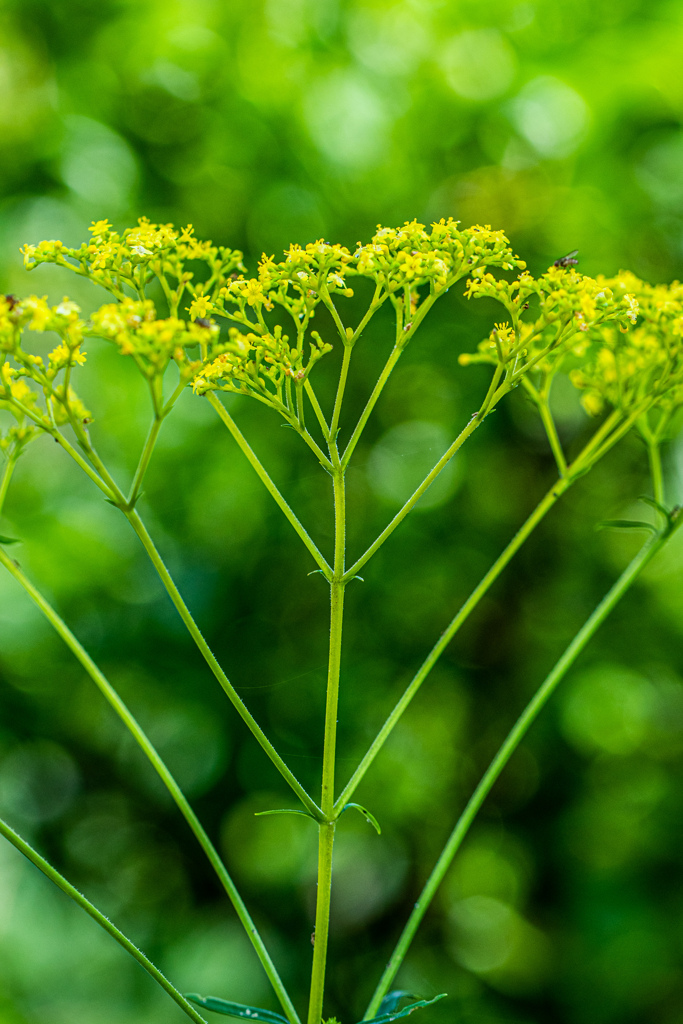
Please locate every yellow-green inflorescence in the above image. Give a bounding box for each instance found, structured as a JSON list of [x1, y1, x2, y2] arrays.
[[2, 216, 683, 462]]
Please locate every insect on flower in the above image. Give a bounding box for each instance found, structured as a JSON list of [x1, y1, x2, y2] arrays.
[[553, 249, 579, 268]]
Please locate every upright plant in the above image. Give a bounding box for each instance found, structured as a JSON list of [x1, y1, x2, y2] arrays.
[[1, 217, 682, 1024]]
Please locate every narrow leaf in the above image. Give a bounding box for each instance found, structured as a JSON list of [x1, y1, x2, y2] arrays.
[[186, 994, 289, 1024], [377, 992, 418, 1015], [254, 808, 317, 821], [596, 519, 657, 533], [343, 803, 381, 834], [359, 994, 447, 1024], [639, 494, 669, 518], [0, 535, 20, 545]]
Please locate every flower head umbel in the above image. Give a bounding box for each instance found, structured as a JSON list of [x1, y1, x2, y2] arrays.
[[569, 276, 683, 425], [21, 218, 246, 319], [0, 294, 91, 427]]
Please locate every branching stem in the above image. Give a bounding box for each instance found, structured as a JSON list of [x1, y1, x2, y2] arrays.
[[0, 547, 300, 1024], [0, 814, 208, 1024], [364, 516, 680, 1017]]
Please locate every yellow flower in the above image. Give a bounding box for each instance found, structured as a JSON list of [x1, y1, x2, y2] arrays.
[[89, 219, 112, 238]]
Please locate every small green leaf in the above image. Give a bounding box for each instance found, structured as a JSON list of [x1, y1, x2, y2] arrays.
[[596, 519, 657, 533], [254, 808, 318, 821], [342, 803, 381, 835], [377, 992, 418, 1015], [0, 535, 20, 545], [185, 994, 289, 1023], [358, 994, 447, 1024], [639, 494, 670, 518]]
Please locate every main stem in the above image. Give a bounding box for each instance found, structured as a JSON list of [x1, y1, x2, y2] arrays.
[[308, 463, 346, 1024], [364, 522, 676, 1017]]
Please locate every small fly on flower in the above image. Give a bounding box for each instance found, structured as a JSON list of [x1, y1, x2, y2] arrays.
[[553, 250, 579, 268]]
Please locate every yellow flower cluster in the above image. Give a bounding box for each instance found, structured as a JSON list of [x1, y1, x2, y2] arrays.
[[88, 298, 214, 382], [0, 294, 91, 426], [211, 240, 354, 328], [570, 277, 683, 418], [21, 218, 245, 316], [461, 265, 640, 375], [353, 219, 524, 298], [9, 217, 683, 439], [192, 325, 332, 406]]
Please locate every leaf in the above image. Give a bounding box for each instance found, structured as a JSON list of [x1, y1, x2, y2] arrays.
[[639, 494, 670, 518], [358, 994, 447, 1024], [342, 803, 381, 835], [185, 994, 289, 1024], [596, 519, 657, 534], [377, 993, 418, 1015], [254, 808, 317, 821], [0, 535, 20, 545]]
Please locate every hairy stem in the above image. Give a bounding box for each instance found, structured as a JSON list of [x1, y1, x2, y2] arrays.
[[365, 518, 679, 1017], [308, 464, 346, 1024], [0, 548, 300, 1024], [0, 815, 207, 1024], [330, 344, 353, 443]]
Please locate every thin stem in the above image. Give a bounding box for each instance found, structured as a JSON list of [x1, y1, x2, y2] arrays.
[[320, 286, 348, 344], [0, 451, 18, 517], [308, 466, 346, 1024], [341, 344, 401, 470], [128, 415, 163, 506], [344, 409, 485, 582], [0, 548, 300, 1024], [125, 508, 323, 820], [648, 440, 664, 506], [329, 343, 353, 443], [365, 519, 678, 1018], [335, 475, 571, 812], [0, 815, 207, 1024], [538, 398, 567, 477], [207, 393, 332, 578], [304, 380, 332, 443], [336, 404, 644, 810]]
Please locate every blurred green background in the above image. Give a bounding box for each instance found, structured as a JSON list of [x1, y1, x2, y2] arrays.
[[2, 1, 683, 1023]]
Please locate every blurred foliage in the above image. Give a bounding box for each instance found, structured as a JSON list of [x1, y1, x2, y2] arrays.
[[2, 2, 683, 1024]]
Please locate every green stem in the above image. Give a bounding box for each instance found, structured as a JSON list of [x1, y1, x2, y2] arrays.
[[308, 466, 346, 1024], [0, 815, 207, 1024], [0, 451, 18, 516], [335, 475, 571, 812], [51, 428, 118, 498], [330, 344, 353, 443], [125, 508, 323, 821], [341, 345, 401, 470], [365, 519, 679, 1018], [207, 393, 332, 578], [304, 380, 332, 444], [538, 399, 568, 477], [343, 408, 487, 582], [128, 415, 163, 506], [0, 548, 300, 1024], [648, 439, 664, 506]]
